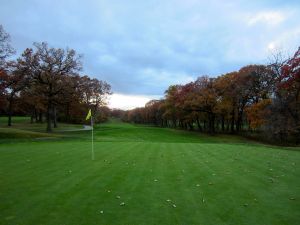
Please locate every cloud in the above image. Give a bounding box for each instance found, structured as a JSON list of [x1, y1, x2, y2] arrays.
[[108, 93, 162, 110], [139, 68, 195, 86], [265, 28, 300, 53], [247, 11, 286, 26], [0, 0, 300, 109]]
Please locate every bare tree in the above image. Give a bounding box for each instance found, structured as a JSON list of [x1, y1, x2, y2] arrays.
[[4, 62, 30, 126], [0, 25, 15, 68]]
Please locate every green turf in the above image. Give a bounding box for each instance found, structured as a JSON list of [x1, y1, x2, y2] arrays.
[[0, 119, 299, 225]]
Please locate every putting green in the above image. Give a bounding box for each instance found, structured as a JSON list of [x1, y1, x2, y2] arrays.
[[0, 120, 299, 225]]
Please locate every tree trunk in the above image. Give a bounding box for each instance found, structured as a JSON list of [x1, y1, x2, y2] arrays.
[[53, 106, 57, 128], [172, 119, 177, 128], [216, 119, 219, 132], [38, 111, 43, 123], [66, 104, 70, 122], [196, 117, 202, 131], [221, 115, 225, 132], [236, 100, 246, 132], [46, 101, 52, 132], [7, 95, 13, 126], [30, 114, 34, 124], [208, 113, 215, 134], [236, 109, 244, 132], [184, 122, 188, 130], [34, 108, 38, 122], [179, 120, 183, 128], [230, 108, 235, 133], [226, 120, 230, 132], [188, 122, 194, 130]]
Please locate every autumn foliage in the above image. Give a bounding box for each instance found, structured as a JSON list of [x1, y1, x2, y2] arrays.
[[124, 47, 300, 144], [0, 26, 112, 132], [245, 99, 271, 129]]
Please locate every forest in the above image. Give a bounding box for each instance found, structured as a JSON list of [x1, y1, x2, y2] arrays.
[[123, 48, 300, 144]]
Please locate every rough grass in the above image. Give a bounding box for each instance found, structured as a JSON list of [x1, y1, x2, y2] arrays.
[[0, 127, 60, 140], [0, 116, 84, 142], [0, 119, 299, 225], [0, 116, 31, 124]]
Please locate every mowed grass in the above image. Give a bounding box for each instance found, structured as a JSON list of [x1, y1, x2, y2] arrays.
[[0, 119, 299, 225]]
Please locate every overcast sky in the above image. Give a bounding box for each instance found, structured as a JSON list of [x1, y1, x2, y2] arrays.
[[1, 0, 300, 109]]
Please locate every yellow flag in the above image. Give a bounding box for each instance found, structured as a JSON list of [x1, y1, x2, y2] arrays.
[[86, 109, 92, 120]]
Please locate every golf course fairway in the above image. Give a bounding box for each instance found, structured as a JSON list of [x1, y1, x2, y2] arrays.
[[0, 120, 299, 225]]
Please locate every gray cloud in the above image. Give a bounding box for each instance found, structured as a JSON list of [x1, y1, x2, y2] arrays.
[[1, 0, 300, 95]]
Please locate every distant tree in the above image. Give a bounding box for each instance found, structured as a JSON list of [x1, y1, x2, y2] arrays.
[[77, 75, 112, 120], [246, 99, 272, 129], [227, 65, 272, 132], [89, 78, 112, 115], [214, 72, 239, 132], [185, 76, 218, 133], [97, 106, 111, 122], [268, 47, 300, 142], [124, 47, 300, 144], [111, 109, 125, 119], [144, 100, 164, 126], [163, 85, 182, 128]]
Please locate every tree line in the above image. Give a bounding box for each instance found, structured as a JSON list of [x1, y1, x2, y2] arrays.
[[0, 25, 112, 132], [123, 48, 300, 144]]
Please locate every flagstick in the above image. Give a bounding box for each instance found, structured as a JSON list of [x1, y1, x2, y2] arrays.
[[91, 116, 94, 160]]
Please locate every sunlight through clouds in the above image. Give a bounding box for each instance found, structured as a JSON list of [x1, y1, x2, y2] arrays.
[[108, 93, 162, 110], [0, 0, 300, 104], [267, 42, 276, 51]]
